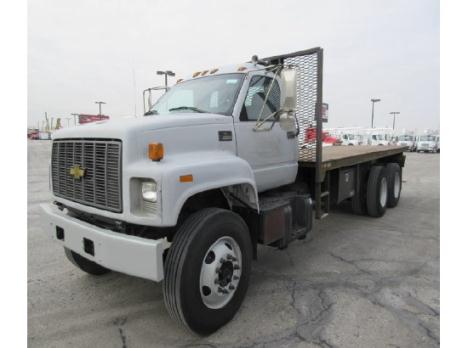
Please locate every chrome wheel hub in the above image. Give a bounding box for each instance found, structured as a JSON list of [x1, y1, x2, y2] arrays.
[[380, 177, 388, 207], [199, 236, 242, 309], [394, 172, 401, 198]]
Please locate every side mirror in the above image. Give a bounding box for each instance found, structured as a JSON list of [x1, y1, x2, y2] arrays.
[[279, 113, 296, 132], [278, 67, 297, 132], [280, 67, 297, 112]]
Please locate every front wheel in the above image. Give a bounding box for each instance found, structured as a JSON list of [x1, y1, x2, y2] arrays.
[[163, 208, 252, 335]]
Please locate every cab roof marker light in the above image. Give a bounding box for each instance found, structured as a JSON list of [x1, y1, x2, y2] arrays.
[[192, 71, 201, 78], [210, 68, 219, 74], [176, 78, 184, 83], [237, 66, 247, 72], [201, 70, 209, 76]]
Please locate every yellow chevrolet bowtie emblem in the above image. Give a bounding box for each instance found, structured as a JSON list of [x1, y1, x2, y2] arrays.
[[69, 165, 86, 180]]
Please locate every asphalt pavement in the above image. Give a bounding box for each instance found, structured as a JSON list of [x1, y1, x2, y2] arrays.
[[28, 140, 439, 347]]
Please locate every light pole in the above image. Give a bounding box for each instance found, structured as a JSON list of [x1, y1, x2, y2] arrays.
[[157, 70, 175, 89], [371, 98, 381, 128], [389, 112, 400, 130], [95, 101, 106, 120]]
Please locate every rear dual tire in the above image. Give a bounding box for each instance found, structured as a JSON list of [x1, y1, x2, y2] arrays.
[[386, 163, 402, 208], [366, 165, 388, 217], [366, 163, 402, 217]]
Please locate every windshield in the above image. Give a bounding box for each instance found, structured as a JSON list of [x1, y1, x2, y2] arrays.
[[399, 135, 413, 141], [346, 134, 355, 140], [148, 73, 244, 116], [420, 135, 436, 141], [372, 134, 383, 140]]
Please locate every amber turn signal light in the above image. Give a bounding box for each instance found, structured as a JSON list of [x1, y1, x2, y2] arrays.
[[179, 174, 193, 183], [148, 143, 164, 161]]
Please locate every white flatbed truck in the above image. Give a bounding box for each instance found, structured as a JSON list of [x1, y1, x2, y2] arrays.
[[41, 47, 406, 335]]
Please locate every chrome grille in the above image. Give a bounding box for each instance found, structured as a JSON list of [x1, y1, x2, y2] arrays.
[[51, 139, 122, 212]]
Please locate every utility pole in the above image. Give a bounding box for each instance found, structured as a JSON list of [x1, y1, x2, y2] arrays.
[[157, 70, 175, 90], [95, 101, 106, 120], [44, 112, 49, 132], [389, 112, 400, 131], [71, 113, 80, 126], [370, 98, 381, 128]]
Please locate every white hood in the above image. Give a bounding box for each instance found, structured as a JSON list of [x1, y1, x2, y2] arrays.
[[53, 113, 232, 140]]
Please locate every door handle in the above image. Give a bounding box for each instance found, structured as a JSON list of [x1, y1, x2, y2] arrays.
[[287, 131, 297, 139]]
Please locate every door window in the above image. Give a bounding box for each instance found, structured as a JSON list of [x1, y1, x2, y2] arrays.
[[241, 76, 281, 121]]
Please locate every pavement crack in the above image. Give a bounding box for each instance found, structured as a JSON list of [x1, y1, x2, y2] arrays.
[[113, 317, 128, 348], [329, 252, 373, 276], [419, 322, 440, 345], [312, 336, 337, 348], [404, 291, 439, 317]]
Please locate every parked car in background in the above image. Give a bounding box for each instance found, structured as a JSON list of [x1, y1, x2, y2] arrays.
[[396, 135, 416, 151], [416, 135, 439, 153]]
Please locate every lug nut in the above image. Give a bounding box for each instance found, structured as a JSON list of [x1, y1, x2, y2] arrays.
[[229, 285, 235, 290], [233, 275, 239, 280], [233, 264, 240, 270], [227, 254, 237, 261], [218, 287, 228, 294], [220, 258, 226, 263]]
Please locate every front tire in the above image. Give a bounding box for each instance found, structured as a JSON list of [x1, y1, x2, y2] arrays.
[[366, 165, 388, 217], [163, 208, 252, 335], [64, 248, 110, 275]]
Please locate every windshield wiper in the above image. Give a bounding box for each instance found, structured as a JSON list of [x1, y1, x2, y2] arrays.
[[144, 110, 159, 116], [168, 106, 208, 113]]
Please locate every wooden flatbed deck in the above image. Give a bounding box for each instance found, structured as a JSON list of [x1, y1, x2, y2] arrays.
[[299, 145, 407, 171]]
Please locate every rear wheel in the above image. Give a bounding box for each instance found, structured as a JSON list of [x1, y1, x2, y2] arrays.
[[366, 165, 388, 217], [163, 208, 252, 335], [386, 163, 402, 208], [64, 248, 110, 275]]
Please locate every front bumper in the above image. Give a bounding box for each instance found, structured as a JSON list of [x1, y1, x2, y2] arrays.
[[40, 203, 170, 282]]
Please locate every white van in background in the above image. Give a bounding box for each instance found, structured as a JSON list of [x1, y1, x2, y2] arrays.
[[340, 133, 360, 146], [367, 133, 389, 146], [416, 135, 439, 153], [396, 135, 416, 151]]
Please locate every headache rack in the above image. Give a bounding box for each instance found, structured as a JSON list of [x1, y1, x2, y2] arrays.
[[263, 47, 326, 218]]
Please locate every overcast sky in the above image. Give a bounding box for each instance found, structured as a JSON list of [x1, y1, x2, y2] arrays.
[[28, 0, 439, 131]]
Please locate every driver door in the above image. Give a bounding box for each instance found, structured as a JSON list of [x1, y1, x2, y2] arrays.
[[234, 73, 298, 192]]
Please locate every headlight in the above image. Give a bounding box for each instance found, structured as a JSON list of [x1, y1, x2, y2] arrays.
[[142, 180, 158, 202]]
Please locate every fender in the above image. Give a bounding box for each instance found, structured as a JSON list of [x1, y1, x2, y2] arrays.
[[160, 151, 259, 226]]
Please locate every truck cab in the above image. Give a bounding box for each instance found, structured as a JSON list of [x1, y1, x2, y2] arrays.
[[367, 133, 389, 146], [396, 134, 416, 151], [416, 135, 439, 152], [341, 133, 360, 146]]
